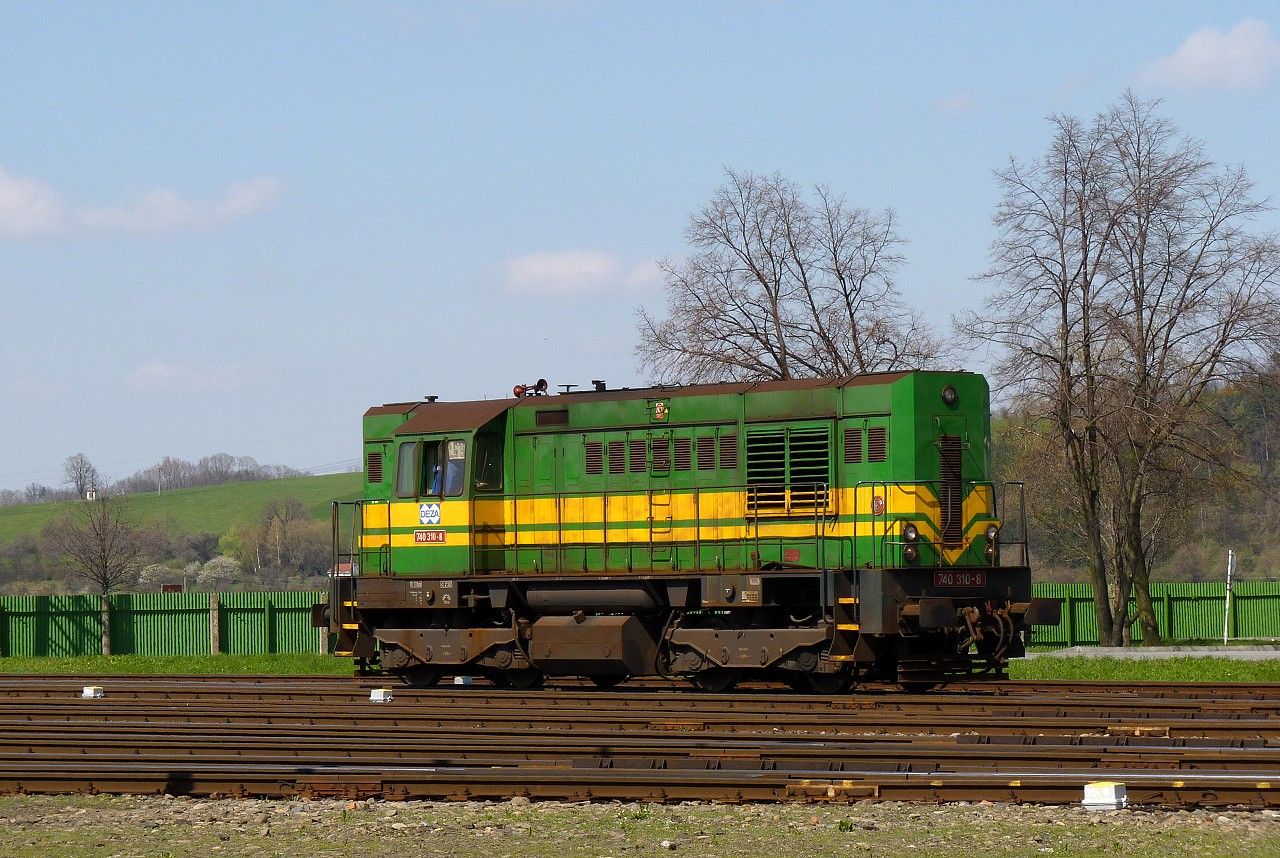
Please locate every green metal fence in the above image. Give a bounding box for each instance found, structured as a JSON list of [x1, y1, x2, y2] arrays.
[[0, 582, 1275, 658], [0, 592, 324, 658], [1030, 581, 1280, 646]]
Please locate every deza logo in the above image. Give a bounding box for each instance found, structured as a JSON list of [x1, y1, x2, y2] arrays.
[[419, 502, 441, 525]]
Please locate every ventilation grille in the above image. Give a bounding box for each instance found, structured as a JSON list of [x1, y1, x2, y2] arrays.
[[788, 428, 830, 509], [366, 452, 384, 484], [696, 436, 716, 470], [585, 441, 604, 475], [629, 439, 647, 473], [651, 437, 670, 472], [940, 435, 963, 544], [674, 437, 692, 471], [843, 428, 863, 464], [867, 427, 888, 462], [608, 440, 625, 475], [746, 430, 786, 512], [719, 434, 738, 470]]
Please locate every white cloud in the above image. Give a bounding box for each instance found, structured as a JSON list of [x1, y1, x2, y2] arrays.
[[1141, 19, 1280, 93], [80, 189, 197, 233], [624, 259, 665, 290], [214, 176, 284, 221], [79, 176, 283, 234], [0, 167, 66, 236], [503, 250, 666, 296], [126, 360, 247, 392], [933, 91, 976, 117], [504, 249, 622, 296]]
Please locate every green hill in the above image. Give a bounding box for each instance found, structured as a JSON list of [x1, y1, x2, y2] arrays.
[[0, 473, 363, 542]]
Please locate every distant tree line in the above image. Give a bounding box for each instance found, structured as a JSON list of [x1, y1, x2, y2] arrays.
[[0, 452, 306, 508], [0, 493, 330, 598]]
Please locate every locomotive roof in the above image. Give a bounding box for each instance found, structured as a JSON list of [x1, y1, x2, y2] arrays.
[[371, 370, 952, 434]]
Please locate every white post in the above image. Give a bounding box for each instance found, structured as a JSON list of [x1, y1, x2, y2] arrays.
[[1222, 549, 1236, 645]]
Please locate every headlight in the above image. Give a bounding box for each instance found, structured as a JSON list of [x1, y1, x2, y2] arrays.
[[903, 523, 919, 542], [904, 544, 919, 562], [941, 385, 958, 406], [985, 524, 999, 542]]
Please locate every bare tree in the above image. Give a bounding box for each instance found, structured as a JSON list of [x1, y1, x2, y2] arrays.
[[43, 496, 149, 654], [962, 92, 1280, 645], [62, 453, 100, 498], [637, 169, 946, 382]]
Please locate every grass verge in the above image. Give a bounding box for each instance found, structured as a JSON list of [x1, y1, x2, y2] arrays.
[[1010, 655, 1280, 683], [0, 653, 350, 675]]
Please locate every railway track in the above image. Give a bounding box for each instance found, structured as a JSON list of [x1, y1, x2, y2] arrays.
[[0, 674, 1276, 807]]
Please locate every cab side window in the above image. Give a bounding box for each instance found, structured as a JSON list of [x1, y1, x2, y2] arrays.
[[444, 439, 466, 497], [395, 441, 419, 499], [474, 435, 503, 492]]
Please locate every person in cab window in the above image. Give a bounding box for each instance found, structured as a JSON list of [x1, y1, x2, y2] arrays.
[[444, 440, 466, 496]]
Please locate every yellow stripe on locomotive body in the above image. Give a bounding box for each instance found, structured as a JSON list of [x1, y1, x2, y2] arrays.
[[357, 483, 999, 566]]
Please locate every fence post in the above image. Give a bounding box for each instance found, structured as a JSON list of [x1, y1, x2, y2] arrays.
[[1066, 597, 1077, 647], [1163, 588, 1174, 642], [209, 593, 220, 655]]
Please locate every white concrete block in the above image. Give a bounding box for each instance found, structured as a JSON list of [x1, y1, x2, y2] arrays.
[[453, 675, 474, 685], [1082, 781, 1127, 810], [369, 687, 394, 703], [81, 685, 104, 699]]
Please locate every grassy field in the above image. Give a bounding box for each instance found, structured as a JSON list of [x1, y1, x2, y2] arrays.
[[1, 652, 1277, 683], [0, 472, 363, 540], [1010, 655, 1280, 683], [0, 653, 349, 675]]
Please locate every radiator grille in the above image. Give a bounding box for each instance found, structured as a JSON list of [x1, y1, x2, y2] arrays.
[[940, 435, 963, 544], [787, 428, 830, 510], [746, 430, 786, 512], [366, 452, 383, 484], [608, 440, 625, 475]]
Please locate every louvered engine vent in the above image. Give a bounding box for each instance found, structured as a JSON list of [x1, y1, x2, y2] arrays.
[[674, 437, 692, 471], [629, 439, 647, 472], [843, 428, 863, 464], [585, 441, 604, 475], [366, 452, 384, 483], [867, 427, 888, 462], [719, 434, 738, 470]]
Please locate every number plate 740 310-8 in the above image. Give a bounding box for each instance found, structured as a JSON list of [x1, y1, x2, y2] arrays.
[[933, 570, 987, 587]]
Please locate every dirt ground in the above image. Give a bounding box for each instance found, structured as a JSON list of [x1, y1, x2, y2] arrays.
[[1, 794, 1279, 857]]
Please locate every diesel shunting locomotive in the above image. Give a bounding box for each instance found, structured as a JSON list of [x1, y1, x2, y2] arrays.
[[318, 370, 1058, 691]]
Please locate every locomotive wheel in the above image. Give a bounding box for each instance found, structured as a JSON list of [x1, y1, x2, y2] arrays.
[[805, 672, 850, 694], [396, 666, 442, 688], [588, 674, 629, 689], [496, 669, 545, 690], [691, 669, 737, 693]]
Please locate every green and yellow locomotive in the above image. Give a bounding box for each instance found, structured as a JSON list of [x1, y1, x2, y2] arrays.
[[321, 370, 1056, 691]]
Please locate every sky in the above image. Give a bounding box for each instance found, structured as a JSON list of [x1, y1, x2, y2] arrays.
[[3, 2, 1280, 491]]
